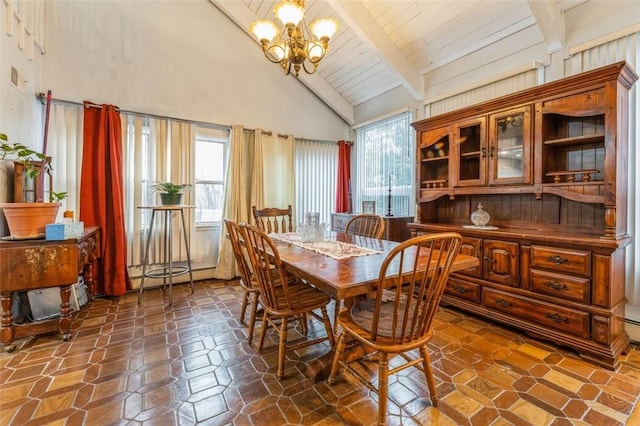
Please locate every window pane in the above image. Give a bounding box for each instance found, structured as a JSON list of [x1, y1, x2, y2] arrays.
[[195, 183, 224, 222], [195, 140, 224, 181]]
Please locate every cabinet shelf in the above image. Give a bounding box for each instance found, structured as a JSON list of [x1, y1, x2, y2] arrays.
[[421, 179, 448, 189], [421, 156, 448, 162], [545, 169, 599, 183], [543, 133, 604, 146], [460, 151, 480, 158]]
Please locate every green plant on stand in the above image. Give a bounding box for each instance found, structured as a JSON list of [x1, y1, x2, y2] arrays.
[[150, 181, 192, 205]]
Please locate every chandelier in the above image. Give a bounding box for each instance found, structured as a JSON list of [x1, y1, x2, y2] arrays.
[[250, 0, 338, 76]]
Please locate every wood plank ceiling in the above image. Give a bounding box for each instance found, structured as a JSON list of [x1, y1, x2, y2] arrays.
[[212, 0, 584, 124]]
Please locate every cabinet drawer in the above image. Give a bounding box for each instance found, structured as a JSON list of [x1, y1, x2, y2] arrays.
[[483, 288, 589, 338], [531, 246, 591, 276], [531, 269, 590, 304], [445, 276, 480, 303]]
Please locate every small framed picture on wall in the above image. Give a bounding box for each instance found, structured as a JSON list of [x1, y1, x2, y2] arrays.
[[362, 201, 376, 214]]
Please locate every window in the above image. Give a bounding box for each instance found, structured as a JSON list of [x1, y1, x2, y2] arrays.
[[194, 128, 228, 224], [354, 110, 415, 216]]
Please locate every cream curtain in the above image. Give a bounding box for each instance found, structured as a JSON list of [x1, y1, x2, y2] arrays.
[[214, 127, 296, 279], [249, 129, 266, 213], [250, 130, 296, 221], [47, 103, 84, 218], [214, 124, 250, 279]]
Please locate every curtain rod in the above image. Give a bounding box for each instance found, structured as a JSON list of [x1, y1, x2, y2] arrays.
[[259, 129, 289, 138], [38, 93, 351, 144], [255, 129, 350, 145], [300, 137, 352, 146], [38, 93, 230, 131]]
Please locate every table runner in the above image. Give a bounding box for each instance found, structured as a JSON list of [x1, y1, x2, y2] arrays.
[[269, 232, 383, 260]]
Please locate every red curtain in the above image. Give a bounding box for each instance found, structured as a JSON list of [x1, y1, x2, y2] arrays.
[[335, 140, 351, 213], [80, 103, 131, 296]]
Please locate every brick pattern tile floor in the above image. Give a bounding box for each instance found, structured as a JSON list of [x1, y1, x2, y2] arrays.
[[1, 279, 639, 425]]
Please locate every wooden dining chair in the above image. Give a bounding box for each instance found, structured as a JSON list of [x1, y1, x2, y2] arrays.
[[328, 232, 463, 425], [251, 205, 293, 233], [240, 223, 335, 380], [335, 213, 387, 329], [224, 218, 261, 345], [344, 213, 386, 239]]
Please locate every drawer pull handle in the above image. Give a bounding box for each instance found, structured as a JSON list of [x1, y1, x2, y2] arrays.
[[483, 256, 496, 263], [453, 285, 467, 294], [495, 298, 512, 308], [546, 280, 568, 291], [545, 312, 568, 324], [547, 255, 568, 265]]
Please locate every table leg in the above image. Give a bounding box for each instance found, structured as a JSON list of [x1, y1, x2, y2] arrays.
[[138, 209, 157, 304], [305, 338, 370, 383], [0, 292, 15, 352], [167, 210, 173, 306], [59, 285, 72, 341], [179, 209, 195, 295], [83, 261, 96, 301]]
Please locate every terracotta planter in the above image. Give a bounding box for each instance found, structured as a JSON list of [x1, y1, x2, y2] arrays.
[[159, 193, 183, 205], [0, 202, 61, 238]]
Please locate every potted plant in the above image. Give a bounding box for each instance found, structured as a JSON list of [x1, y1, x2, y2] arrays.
[[150, 181, 192, 205], [0, 132, 66, 239]]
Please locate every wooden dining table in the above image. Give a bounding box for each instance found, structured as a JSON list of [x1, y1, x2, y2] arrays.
[[270, 231, 479, 301], [268, 231, 479, 382]]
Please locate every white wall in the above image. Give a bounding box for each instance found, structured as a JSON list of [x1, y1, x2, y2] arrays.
[[0, 4, 46, 233], [41, 1, 349, 141]]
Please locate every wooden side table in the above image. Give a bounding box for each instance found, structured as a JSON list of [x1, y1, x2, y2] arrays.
[[137, 205, 195, 306], [0, 226, 101, 352]]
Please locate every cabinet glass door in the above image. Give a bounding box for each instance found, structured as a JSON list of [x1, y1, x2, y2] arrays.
[[489, 106, 531, 185], [419, 126, 450, 191], [454, 117, 485, 187]]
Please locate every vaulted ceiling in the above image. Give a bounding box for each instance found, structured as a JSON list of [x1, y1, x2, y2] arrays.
[[212, 0, 585, 124]]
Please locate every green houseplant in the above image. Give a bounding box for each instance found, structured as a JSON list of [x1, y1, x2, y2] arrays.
[[150, 181, 192, 205], [0, 132, 66, 238]]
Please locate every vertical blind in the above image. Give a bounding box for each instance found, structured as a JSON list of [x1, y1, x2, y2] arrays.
[[354, 110, 415, 217], [294, 139, 338, 226]]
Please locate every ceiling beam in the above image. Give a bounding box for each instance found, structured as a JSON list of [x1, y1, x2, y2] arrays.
[[527, 0, 564, 53], [328, 0, 423, 102], [210, 0, 355, 124]]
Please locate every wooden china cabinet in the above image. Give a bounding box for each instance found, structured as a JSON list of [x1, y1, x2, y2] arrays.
[[410, 62, 637, 369]]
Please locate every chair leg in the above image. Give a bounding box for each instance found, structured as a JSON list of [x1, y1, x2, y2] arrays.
[[420, 345, 439, 407], [246, 292, 259, 344], [328, 330, 348, 385], [320, 306, 335, 349], [240, 291, 249, 324], [257, 311, 269, 351], [378, 352, 389, 426], [277, 315, 288, 380]]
